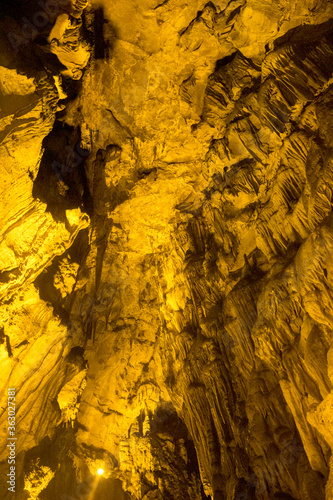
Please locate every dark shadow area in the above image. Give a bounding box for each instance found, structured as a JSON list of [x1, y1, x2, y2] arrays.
[[273, 494, 297, 500], [274, 18, 333, 48], [128, 403, 210, 499], [34, 228, 90, 322], [0, 326, 12, 357], [233, 478, 256, 499], [35, 427, 81, 500], [0, 0, 62, 72], [213, 51, 237, 72], [0, 0, 93, 120], [196, 2, 217, 21], [32, 122, 93, 221], [94, 7, 107, 59], [61, 74, 83, 101], [82, 6, 118, 61], [0, 19, 44, 77], [68, 226, 90, 262], [67, 345, 85, 366], [226, 4, 242, 25], [33, 254, 69, 323], [0, 0, 18, 16]]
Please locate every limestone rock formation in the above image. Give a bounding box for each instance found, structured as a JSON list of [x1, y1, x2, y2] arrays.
[[1, 0, 333, 499]]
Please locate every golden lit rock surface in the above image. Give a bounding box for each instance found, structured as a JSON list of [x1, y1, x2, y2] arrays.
[[1, 0, 333, 499]]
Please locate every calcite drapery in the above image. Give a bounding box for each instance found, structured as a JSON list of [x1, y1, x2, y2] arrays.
[[1, 0, 333, 499]]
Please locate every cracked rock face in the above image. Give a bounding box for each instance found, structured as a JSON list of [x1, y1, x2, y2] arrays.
[[1, 0, 333, 499]]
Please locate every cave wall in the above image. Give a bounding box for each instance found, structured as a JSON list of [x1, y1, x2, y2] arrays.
[[1, 0, 333, 499]]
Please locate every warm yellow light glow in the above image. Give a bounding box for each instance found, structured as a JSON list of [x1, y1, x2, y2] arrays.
[[97, 468, 104, 476]]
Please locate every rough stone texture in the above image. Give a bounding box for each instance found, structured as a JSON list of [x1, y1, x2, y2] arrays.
[[1, 0, 333, 499]]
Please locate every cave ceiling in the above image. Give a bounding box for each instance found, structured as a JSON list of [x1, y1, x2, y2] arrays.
[[1, 0, 333, 499]]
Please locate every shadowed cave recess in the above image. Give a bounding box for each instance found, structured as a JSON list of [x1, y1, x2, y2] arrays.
[[1, 0, 333, 499]]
